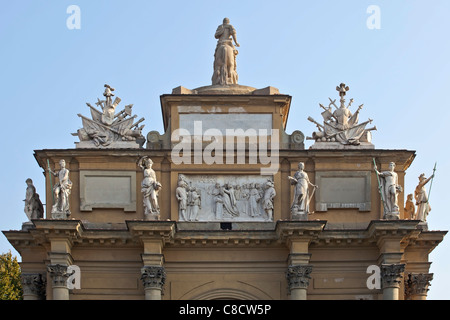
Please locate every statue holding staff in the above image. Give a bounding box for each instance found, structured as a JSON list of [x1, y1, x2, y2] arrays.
[[48, 159, 73, 219], [374, 161, 402, 219], [414, 171, 435, 222]]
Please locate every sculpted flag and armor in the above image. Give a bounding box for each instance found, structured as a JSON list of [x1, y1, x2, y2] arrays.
[[74, 84, 146, 148], [307, 83, 377, 146]]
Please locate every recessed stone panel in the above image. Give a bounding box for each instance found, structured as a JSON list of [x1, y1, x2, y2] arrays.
[[315, 171, 371, 212], [80, 170, 136, 212]]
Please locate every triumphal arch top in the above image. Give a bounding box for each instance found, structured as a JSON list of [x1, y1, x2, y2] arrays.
[[3, 18, 446, 300]]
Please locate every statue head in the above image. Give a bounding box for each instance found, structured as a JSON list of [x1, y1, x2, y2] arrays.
[[419, 173, 426, 181], [298, 162, 305, 170], [59, 159, 66, 168], [26, 178, 33, 185], [389, 162, 395, 171], [145, 158, 153, 168], [223, 17, 230, 25]]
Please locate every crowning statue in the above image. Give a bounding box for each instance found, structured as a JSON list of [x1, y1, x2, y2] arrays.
[[374, 161, 402, 219], [24, 178, 44, 220], [212, 18, 240, 85], [74, 84, 146, 148], [289, 162, 318, 219], [138, 157, 162, 220], [49, 159, 73, 219], [307, 83, 377, 147]]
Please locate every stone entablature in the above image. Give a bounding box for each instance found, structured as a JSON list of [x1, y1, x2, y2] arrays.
[[3, 219, 446, 300]]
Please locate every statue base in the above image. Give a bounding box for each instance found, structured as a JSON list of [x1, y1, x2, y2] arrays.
[[309, 141, 375, 150], [75, 139, 145, 149], [51, 210, 70, 220], [144, 212, 160, 221], [291, 210, 308, 221], [383, 212, 400, 220]]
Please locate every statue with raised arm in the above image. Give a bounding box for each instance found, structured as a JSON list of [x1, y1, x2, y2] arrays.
[[414, 173, 434, 222], [212, 18, 240, 86], [49, 159, 73, 219]]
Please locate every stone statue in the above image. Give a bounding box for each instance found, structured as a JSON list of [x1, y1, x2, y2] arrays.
[[374, 162, 402, 219], [49, 159, 73, 219], [187, 187, 201, 221], [248, 183, 261, 217], [223, 183, 239, 217], [212, 183, 224, 220], [24, 178, 44, 220], [404, 193, 416, 220], [307, 83, 377, 146], [262, 180, 276, 220], [289, 162, 318, 217], [138, 157, 162, 220], [414, 173, 434, 222], [74, 84, 146, 148], [176, 178, 188, 221], [212, 18, 240, 85]]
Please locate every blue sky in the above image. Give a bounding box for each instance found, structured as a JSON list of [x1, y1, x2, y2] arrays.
[[1, 1, 449, 299]]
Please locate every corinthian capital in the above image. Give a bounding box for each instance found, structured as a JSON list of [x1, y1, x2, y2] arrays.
[[47, 264, 74, 287], [286, 264, 312, 292], [405, 273, 433, 299], [381, 263, 405, 289], [140, 266, 166, 290], [21, 273, 46, 299]]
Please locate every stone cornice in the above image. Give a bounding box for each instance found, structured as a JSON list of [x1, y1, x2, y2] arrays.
[[3, 219, 445, 253]]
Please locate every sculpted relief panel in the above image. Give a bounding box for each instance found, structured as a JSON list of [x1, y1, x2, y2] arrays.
[[176, 174, 275, 222]]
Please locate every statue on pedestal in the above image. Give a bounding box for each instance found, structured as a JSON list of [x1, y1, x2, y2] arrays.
[[138, 157, 162, 220], [212, 18, 240, 85], [24, 178, 44, 220], [289, 162, 317, 218], [48, 159, 72, 219], [374, 161, 402, 219], [414, 173, 434, 222]]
